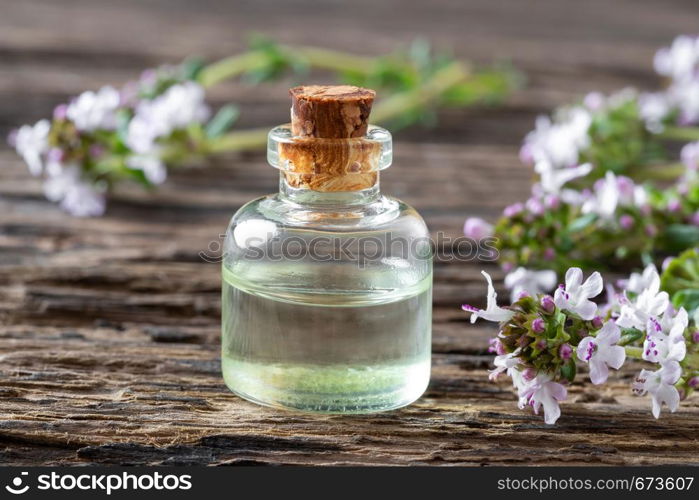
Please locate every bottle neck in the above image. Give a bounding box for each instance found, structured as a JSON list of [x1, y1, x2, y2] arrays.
[[278, 173, 381, 208]]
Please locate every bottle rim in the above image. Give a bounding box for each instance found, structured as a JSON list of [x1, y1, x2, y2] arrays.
[[267, 124, 393, 173]]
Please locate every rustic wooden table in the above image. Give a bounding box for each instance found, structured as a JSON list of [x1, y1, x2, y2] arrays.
[[1, 0, 698, 466]]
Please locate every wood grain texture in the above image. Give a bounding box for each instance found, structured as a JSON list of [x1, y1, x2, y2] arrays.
[[1, 0, 698, 466]]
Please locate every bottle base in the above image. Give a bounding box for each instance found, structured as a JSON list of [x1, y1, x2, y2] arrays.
[[221, 357, 430, 414]]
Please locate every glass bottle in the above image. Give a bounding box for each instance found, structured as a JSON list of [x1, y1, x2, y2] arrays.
[[221, 86, 432, 413]]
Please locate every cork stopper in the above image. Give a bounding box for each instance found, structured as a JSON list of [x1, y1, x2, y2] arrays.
[[290, 85, 376, 139], [279, 85, 381, 192]]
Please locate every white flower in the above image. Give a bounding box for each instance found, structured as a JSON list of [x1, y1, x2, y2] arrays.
[[43, 162, 105, 217], [654, 35, 699, 83], [126, 113, 159, 155], [517, 373, 567, 425], [60, 181, 106, 217], [643, 307, 687, 365], [616, 266, 669, 330], [504, 267, 557, 302], [66, 86, 120, 131], [463, 217, 493, 240], [633, 364, 681, 419], [13, 119, 50, 176], [126, 154, 167, 185], [522, 107, 591, 170], [489, 347, 521, 381], [537, 162, 592, 195], [553, 267, 603, 320], [581, 171, 644, 219], [681, 141, 699, 170], [639, 92, 671, 132], [622, 264, 660, 295], [670, 79, 699, 124], [577, 321, 626, 384], [127, 82, 209, 154], [462, 271, 515, 324]]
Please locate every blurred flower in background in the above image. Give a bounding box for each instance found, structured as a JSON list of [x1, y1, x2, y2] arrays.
[[8, 38, 519, 217]]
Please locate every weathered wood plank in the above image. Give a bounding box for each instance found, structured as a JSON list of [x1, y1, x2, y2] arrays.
[[1, 0, 698, 466]]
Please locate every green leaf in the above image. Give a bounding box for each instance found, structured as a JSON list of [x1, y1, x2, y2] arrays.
[[205, 104, 240, 138], [662, 224, 699, 252], [181, 57, 206, 81], [567, 213, 597, 233], [672, 289, 699, 315], [660, 247, 699, 295], [619, 328, 643, 346], [560, 360, 576, 383]]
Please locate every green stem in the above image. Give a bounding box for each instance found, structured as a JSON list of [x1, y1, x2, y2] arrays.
[[205, 127, 270, 153], [658, 126, 699, 142], [198, 51, 270, 88], [371, 62, 469, 123], [199, 46, 378, 88], [626, 162, 686, 182], [205, 61, 471, 153], [625, 346, 643, 360], [290, 46, 377, 75]]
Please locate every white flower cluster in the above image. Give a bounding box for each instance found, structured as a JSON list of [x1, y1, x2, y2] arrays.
[[466, 265, 689, 424], [66, 86, 121, 132], [580, 171, 648, 219], [611, 265, 688, 418], [520, 106, 593, 198], [640, 35, 699, 130], [9, 79, 210, 216], [11, 119, 106, 217], [125, 81, 209, 184]]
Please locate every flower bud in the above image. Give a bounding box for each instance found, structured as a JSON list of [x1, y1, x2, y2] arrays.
[[53, 103, 68, 120], [692, 331, 699, 343], [619, 214, 634, 230], [689, 376, 699, 388], [503, 202, 524, 218], [591, 316, 603, 329], [532, 318, 545, 334], [559, 343, 573, 360], [540, 295, 555, 313], [544, 194, 560, 210]]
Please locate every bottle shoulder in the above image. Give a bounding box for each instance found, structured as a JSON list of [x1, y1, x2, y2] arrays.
[[227, 194, 429, 236]]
